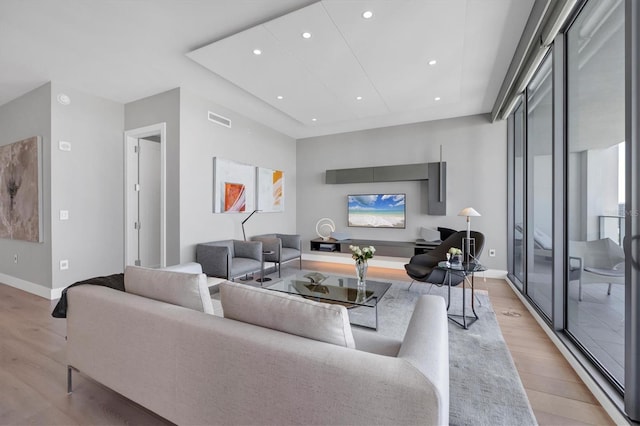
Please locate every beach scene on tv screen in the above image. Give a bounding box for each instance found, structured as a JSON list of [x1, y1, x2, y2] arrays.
[[348, 194, 405, 228]]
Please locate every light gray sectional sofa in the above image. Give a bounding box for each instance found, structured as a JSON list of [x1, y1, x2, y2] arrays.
[[65, 266, 449, 425]]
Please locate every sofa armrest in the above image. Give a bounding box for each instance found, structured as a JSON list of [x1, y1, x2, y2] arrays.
[[234, 240, 262, 261], [398, 295, 449, 425], [196, 244, 230, 278], [277, 233, 301, 251]]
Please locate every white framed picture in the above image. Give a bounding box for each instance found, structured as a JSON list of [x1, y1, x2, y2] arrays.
[[257, 167, 284, 212], [213, 157, 256, 213]]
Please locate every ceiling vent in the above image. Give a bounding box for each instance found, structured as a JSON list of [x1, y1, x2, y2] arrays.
[[208, 111, 231, 128]]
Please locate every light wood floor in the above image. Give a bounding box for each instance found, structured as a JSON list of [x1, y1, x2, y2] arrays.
[[0, 261, 615, 425]]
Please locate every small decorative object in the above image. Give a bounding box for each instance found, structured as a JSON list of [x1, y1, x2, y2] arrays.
[[448, 247, 462, 264], [350, 245, 375, 288], [315, 217, 336, 241], [304, 272, 327, 284], [445, 252, 451, 267]]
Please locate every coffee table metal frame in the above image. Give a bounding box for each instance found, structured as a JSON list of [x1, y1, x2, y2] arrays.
[[265, 273, 391, 330], [436, 261, 486, 329]]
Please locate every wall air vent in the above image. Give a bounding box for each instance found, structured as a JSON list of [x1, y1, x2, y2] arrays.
[[208, 111, 232, 128]]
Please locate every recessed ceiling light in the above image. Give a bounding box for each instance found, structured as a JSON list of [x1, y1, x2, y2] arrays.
[[362, 10, 373, 19], [302, 32, 312, 39], [253, 49, 262, 55], [434, 97, 441, 101], [311, 118, 317, 122], [356, 96, 363, 100], [277, 95, 284, 100], [428, 59, 437, 66]]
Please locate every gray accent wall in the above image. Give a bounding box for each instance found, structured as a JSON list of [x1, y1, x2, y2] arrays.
[[0, 83, 52, 294], [297, 114, 508, 270], [178, 89, 297, 262], [50, 83, 124, 290]]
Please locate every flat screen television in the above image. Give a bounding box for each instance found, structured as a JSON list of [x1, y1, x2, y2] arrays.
[[347, 193, 406, 228]]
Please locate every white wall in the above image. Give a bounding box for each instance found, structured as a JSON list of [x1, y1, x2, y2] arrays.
[[50, 82, 125, 290], [178, 89, 297, 262], [0, 83, 52, 295], [297, 114, 508, 270]]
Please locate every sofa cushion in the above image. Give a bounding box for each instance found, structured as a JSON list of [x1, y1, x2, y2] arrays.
[[220, 282, 355, 348], [124, 266, 214, 314]]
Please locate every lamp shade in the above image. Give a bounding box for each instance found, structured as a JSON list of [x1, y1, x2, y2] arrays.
[[458, 207, 481, 217]]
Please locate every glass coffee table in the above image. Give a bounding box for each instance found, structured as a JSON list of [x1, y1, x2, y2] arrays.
[[265, 271, 391, 330]]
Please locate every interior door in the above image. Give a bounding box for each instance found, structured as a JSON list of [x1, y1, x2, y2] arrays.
[[126, 137, 161, 267]]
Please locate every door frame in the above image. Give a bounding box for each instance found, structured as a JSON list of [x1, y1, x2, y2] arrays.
[[123, 123, 167, 268]]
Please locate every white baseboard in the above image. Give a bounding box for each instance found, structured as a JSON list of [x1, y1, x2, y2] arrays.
[[0, 272, 62, 300], [301, 253, 507, 279]]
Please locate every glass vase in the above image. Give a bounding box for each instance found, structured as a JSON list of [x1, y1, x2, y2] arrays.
[[355, 259, 368, 288]]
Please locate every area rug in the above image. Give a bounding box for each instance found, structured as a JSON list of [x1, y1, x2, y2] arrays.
[[212, 274, 537, 426], [358, 280, 538, 426]]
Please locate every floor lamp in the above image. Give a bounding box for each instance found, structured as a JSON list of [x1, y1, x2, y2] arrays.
[[458, 207, 481, 263], [242, 209, 261, 241]]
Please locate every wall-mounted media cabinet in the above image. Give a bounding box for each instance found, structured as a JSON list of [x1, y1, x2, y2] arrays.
[[310, 238, 439, 258]]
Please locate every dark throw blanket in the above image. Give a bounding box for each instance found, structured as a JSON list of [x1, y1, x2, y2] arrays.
[[52, 273, 125, 318]]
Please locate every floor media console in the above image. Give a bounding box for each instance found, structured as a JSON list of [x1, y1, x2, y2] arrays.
[[310, 238, 439, 257]]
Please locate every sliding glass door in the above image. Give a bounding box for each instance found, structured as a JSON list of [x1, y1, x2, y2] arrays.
[[513, 101, 525, 289], [525, 54, 553, 319], [566, 0, 625, 388], [506, 0, 640, 417]]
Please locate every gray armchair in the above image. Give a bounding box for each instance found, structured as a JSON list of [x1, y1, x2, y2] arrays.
[[196, 239, 263, 281], [251, 233, 302, 277]]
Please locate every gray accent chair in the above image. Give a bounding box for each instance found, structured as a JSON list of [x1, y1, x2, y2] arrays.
[[251, 233, 302, 277], [196, 240, 263, 281]]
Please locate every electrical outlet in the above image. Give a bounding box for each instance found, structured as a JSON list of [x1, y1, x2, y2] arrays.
[[60, 259, 69, 270], [59, 210, 69, 220], [13, 254, 18, 264], [489, 249, 496, 257]]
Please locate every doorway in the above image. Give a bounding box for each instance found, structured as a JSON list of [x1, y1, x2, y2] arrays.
[[124, 123, 166, 268]]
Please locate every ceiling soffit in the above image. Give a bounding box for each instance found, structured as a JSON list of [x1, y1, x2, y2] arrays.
[[187, 0, 467, 126]]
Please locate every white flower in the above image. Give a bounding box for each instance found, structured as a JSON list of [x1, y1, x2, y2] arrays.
[[350, 244, 375, 262]]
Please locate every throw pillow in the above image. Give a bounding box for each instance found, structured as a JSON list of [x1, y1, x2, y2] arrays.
[[220, 282, 355, 348], [124, 266, 214, 314]]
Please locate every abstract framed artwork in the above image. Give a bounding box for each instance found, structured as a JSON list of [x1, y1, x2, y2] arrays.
[[213, 157, 255, 213], [257, 167, 284, 212], [0, 136, 43, 242]]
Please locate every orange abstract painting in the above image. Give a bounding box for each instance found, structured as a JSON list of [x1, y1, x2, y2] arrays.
[[224, 182, 246, 212]]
